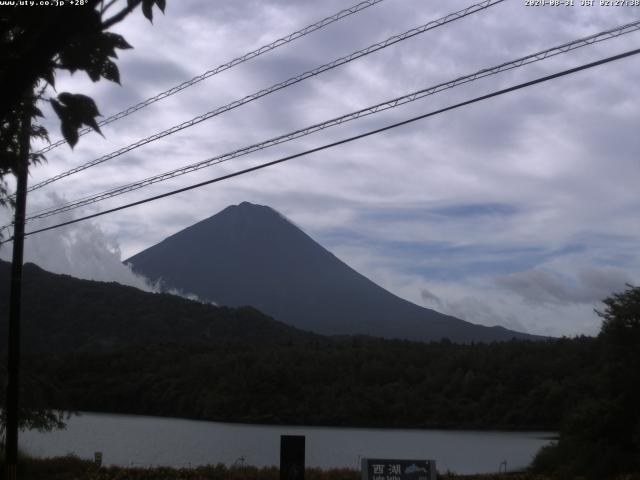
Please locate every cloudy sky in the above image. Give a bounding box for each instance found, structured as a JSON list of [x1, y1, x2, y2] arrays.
[[2, 0, 639, 337]]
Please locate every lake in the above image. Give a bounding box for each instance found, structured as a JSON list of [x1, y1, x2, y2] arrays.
[[20, 412, 554, 474]]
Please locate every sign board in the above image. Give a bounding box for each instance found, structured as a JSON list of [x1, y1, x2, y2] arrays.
[[361, 458, 436, 480]]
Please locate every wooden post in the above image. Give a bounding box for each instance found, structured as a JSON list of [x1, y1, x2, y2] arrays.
[[5, 104, 30, 480], [280, 435, 305, 480]]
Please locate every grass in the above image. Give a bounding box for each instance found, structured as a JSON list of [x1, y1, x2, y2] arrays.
[[2, 456, 640, 480]]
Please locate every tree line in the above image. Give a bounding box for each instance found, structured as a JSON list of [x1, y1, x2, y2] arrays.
[[13, 336, 597, 431], [1, 261, 638, 477]]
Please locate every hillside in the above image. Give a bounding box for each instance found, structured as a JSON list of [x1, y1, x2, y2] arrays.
[[0, 261, 608, 433], [0, 260, 319, 354]]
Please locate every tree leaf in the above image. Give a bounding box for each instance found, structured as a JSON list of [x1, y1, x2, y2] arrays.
[[30, 152, 47, 165], [86, 62, 102, 82], [52, 93, 103, 147], [105, 32, 132, 50], [58, 93, 101, 118], [101, 60, 120, 84], [83, 115, 103, 136], [58, 31, 132, 83], [142, 0, 154, 22], [49, 98, 66, 120], [61, 119, 79, 148], [41, 68, 55, 88], [30, 124, 49, 142]]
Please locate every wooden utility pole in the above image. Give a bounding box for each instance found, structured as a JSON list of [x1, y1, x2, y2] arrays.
[[5, 104, 30, 480]]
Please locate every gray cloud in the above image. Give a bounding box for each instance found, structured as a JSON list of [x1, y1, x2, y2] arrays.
[[14, 0, 640, 337], [420, 287, 442, 306], [119, 54, 192, 90], [442, 295, 530, 335], [496, 267, 633, 306]]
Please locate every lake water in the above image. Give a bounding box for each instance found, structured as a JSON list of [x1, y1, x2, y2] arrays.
[[20, 412, 554, 474]]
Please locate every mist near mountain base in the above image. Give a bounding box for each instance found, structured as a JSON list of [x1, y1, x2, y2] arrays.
[[0, 195, 154, 291]]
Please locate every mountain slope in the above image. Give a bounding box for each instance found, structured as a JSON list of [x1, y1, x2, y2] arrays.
[[0, 260, 319, 354], [127, 202, 539, 343]]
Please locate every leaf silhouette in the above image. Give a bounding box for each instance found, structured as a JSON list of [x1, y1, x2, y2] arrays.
[[51, 93, 103, 148]]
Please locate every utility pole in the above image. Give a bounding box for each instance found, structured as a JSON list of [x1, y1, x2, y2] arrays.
[[5, 103, 30, 480]]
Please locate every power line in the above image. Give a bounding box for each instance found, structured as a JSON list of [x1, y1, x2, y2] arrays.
[[22, 20, 640, 223], [5, 47, 637, 244], [35, 0, 388, 156], [26, 0, 504, 194]]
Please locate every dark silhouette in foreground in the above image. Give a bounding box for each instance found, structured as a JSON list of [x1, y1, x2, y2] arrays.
[[532, 285, 640, 478]]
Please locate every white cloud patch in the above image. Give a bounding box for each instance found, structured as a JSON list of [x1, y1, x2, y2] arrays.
[[0, 197, 216, 305], [0, 197, 154, 291]]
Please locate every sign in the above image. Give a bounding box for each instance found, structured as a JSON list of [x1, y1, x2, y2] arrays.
[[361, 458, 436, 480]]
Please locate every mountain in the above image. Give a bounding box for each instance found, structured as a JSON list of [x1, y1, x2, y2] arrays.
[[0, 260, 319, 354], [126, 202, 539, 343]]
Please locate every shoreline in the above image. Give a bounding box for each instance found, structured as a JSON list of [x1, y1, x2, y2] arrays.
[[62, 410, 559, 436]]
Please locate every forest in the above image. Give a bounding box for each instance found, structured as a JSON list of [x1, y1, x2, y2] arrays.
[[1, 262, 638, 477], [15, 337, 596, 430]]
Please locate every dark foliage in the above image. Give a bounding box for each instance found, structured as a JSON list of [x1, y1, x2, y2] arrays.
[[0, 261, 319, 354], [49, 93, 103, 147], [2, 261, 638, 477], [0, 0, 165, 205], [0, 260, 597, 431], [0, 359, 67, 450], [532, 285, 640, 478], [11, 336, 598, 431], [1, 0, 168, 451], [0, 260, 603, 433]]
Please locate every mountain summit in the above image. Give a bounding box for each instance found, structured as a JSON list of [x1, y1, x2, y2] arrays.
[[127, 202, 538, 343]]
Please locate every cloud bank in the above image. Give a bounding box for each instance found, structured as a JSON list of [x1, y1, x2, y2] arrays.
[[7, 0, 638, 337]]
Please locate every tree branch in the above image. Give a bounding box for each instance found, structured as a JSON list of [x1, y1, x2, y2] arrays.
[[101, 0, 121, 15], [102, 0, 142, 30]]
